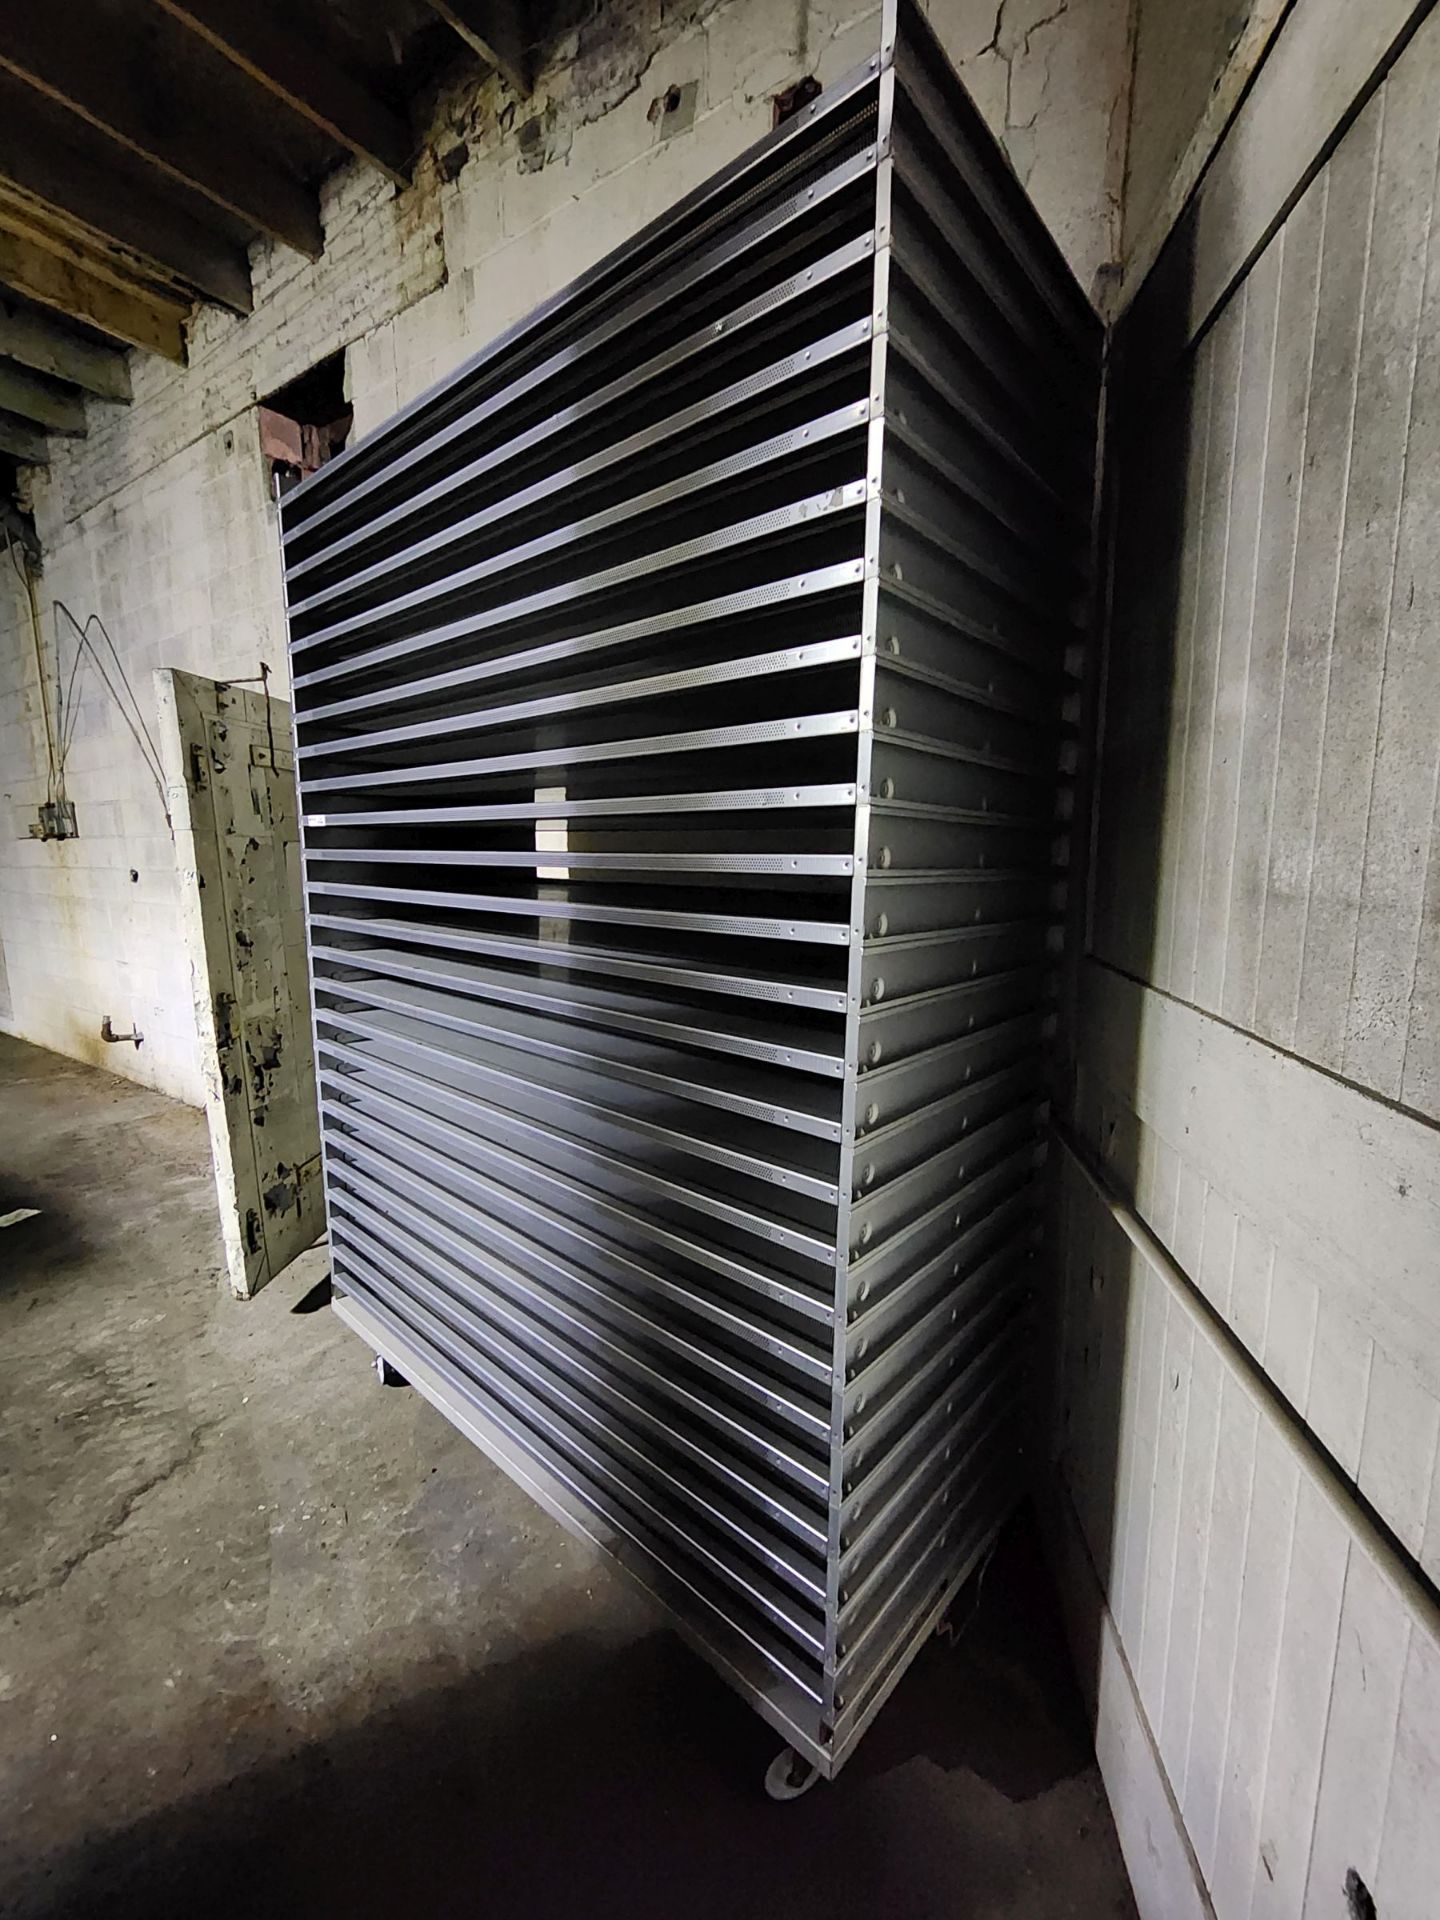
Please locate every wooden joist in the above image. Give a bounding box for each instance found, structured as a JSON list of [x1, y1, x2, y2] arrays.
[[423, 0, 535, 96], [150, 0, 412, 185], [0, 2, 323, 258], [0, 407, 48, 463], [0, 358, 87, 433], [0, 224, 186, 364], [0, 294, 129, 400], [0, 78, 252, 313]]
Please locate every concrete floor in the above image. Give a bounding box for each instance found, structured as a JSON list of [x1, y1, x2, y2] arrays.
[[0, 1032, 1136, 1920]]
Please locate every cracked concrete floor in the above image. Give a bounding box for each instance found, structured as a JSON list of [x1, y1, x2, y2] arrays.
[[0, 1033, 1136, 1920]]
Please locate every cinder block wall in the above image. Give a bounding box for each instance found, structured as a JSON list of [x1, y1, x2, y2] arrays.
[[0, 0, 1131, 1105]]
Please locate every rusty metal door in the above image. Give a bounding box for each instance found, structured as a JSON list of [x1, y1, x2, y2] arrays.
[[158, 668, 322, 1297]]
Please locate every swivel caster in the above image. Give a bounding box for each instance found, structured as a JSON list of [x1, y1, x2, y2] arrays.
[[764, 1745, 821, 1801], [374, 1353, 407, 1387]]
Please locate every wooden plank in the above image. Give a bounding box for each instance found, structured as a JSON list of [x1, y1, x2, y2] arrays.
[[1253, 112, 1379, 1052], [1249, 1483, 1349, 1920], [0, 75, 251, 312], [1156, 1330, 1220, 1800], [1097, 1218, 1142, 1596], [149, 0, 411, 184], [1098, 1214, 1149, 1605], [1170, 1161, 1206, 1284], [1355, 1345, 1440, 1558], [1403, 770, 1440, 1115], [1294, 64, 1438, 1075], [1127, 0, 1438, 361], [1196, 1186, 1239, 1330], [1175, 307, 1244, 998], [1208, 1416, 1298, 1920], [1045, 1478, 1214, 1920], [1079, 963, 1440, 1418], [1373, 1627, 1440, 1914], [1304, 1297, 1374, 1482], [0, 357, 85, 433], [0, 223, 186, 361], [0, 2, 322, 257], [1147, 1129, 1181, 1249], [0, 291, 129, 398], [1115, 1253, 1167, 1655], [1170, 292, 1245, 1002], [1423, 1434, 1440, 1588], [1063, 1135, 1440, 1917], [0, 407, 47, 462], [1301, 1549, 1411, 1918], [1195, 244, 1279, 1016], [1344, 24, 1440, 1102], [1222, 190, 1325, 1033], [1137, 1300, 1191, 1729], [1228, 1215, 1273, 1364], [1182, 1377, 1258, 1883], [424, 0, 535, 96], [1262, 1249, 1318, 1414]]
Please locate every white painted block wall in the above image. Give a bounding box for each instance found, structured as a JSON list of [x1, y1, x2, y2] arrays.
[[0, 0, 1131, 1106]]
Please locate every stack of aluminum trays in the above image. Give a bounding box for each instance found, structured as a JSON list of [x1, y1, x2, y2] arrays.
[[282, 0, 1100, 1778]]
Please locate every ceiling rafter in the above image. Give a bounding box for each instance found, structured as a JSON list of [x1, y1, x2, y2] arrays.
[[0, 409, 48, 463], [423, 0, 536, 97], [0, 77, 252, 314], [0, 359, 88, 433], [0, 223, 187, 363], [0, 0, 557, 479], [0, 1, 324, 257], [148, 0, 413, 185], [0, 295, 130, 400]]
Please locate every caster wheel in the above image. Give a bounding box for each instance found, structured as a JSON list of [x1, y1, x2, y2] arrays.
[[764, 1745, 821, 1801], [374, 1353, 407, 1387]]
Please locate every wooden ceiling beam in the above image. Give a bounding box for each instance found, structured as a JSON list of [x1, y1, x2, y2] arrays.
[[0, 77, 252, 313], [0, 408, 48, 464], [423, 0, 535, 96], [0, 224, 187, 363], [0, 294, 130, 400], [0, 3, 323, 257], [0, 359, 87, 433], [149, 0, 412, 185]]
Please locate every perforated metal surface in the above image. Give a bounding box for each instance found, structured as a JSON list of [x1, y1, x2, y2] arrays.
[[282, 0, 1100, 1776]]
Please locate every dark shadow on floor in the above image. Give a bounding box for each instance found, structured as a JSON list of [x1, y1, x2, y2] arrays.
[[290, 1272, 333, 1313], [0, 1192, 91, 1302], [21, 1508, 1132, 1920]]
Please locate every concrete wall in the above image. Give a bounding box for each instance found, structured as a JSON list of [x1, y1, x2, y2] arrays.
[[0, 0, 1132, 1105], [1122, 0, 1253, 258], [1056, 1, 1440, 1912], [1121, 0, 1300, 297]]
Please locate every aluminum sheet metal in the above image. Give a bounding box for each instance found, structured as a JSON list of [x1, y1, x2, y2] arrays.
[[281, 0, 1100, 1780]]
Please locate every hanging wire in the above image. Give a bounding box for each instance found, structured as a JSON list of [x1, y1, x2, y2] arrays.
[[51, 600, 172, 831], [5, 529, 59, 807], [4, 537, 174, 833]]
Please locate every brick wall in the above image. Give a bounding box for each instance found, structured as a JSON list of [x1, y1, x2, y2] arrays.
[[0, 0, 1131, 1104]]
